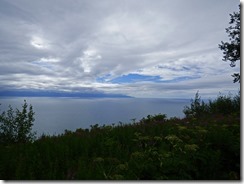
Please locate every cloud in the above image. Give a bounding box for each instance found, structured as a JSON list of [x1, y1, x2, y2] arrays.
[[95, 72, 238, 98], [0, 0, 240, 98]]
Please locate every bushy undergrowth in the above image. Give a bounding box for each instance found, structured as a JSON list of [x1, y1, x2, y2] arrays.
[[0, 92, 240, 180], [183, 91, 240, 119]]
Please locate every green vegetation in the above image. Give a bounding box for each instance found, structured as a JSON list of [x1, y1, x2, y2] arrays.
[[0, 92, 240, 180], [183, 91, 240, 119], [219, 4, 240, 83], [0, 100, 36, 145]]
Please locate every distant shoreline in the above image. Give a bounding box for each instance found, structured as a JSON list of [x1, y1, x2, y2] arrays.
[[0, 90, 132, 98]]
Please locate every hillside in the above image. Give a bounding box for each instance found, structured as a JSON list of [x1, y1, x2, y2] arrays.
[[0, 92, 240, 180]]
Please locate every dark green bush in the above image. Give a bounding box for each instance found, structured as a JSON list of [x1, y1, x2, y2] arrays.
[[0, 100, 36, 144], [183, 91, 240, 119]]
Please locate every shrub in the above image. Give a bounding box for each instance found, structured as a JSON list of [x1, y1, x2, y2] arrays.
[[139, 114, 167, 124], [209, 92, 240, 115], [183, 91, 208, 119], [183, 91, 240, 119], [0, 100, 36, 144]]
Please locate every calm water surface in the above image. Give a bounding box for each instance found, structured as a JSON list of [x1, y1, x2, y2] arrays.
[[0, 97, 190, 136]]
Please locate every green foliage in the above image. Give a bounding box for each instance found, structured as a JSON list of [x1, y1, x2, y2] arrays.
[[219, 4, 240, 83], [139, 113, 167, 124], [184, 91, 240, 119], [208, 92, 240, 115], [183, 91, 208, 119], [0, 93, 240, 180], [0, 100, 36, 144]]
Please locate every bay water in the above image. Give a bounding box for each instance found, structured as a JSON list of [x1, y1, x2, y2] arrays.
[[0, 97, 190, 136]]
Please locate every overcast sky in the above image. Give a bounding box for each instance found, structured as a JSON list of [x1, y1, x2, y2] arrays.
[[0, 0, 240, 98]]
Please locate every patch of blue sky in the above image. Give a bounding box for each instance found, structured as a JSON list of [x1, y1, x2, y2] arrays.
[[112, 74, 162, 83], [96, 74, 112, 83], [97, 73, 200, 84], [97, 74, 162, 84]]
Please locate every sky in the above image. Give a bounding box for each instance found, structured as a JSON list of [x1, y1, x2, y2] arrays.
[[0, 0, 240, 98]]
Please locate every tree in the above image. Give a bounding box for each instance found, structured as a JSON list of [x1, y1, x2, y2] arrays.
[[219, 5, 240, 83], [183, 91, 208, 119], [0, 100, 36, 144]]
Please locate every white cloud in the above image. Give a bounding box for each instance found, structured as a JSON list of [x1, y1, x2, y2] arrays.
[[30, 35, 50, 49], [40, 57, 60, 63], [0, 0, 240, 98]]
